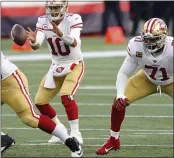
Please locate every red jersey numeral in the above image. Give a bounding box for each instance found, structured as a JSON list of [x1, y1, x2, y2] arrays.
[[48, 38, 70, 56], [171, 40, 174, 46], [145, 65, 169, 81]]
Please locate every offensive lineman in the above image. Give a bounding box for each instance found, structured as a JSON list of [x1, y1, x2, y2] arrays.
[[1, 51, 82, 157], [96, 18, 173, 155], [26, 0, 84, 146]]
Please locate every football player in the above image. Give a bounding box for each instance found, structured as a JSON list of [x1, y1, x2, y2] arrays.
[[1, 132, 15, 155], [26, 0, 84, 145], [1, 51, 83, 157], [96, 18, 173, 155]]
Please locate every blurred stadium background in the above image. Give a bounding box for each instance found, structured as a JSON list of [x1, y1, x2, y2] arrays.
[[1, 1, 173, 157]]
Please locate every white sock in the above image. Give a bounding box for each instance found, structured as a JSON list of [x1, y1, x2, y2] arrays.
[[1, 132, 6, 135], [69, 119, 79, 132], [52, 115, 61, 125], [52, 124, 70, 142], [110, 130, 120, 139]]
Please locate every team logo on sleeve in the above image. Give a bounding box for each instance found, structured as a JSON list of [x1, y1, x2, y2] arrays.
[[136, 51, 142, 58]]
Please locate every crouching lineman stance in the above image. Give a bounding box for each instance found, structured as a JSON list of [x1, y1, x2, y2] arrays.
[[1, 132, 15, 155], [96, 18, 173, 155], [27, 0, 84, 146], [1, 52, 82, 157]]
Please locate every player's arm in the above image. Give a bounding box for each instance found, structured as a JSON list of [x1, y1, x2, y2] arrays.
[[116, 55, 138, 98], [51, 14, 82, 48]]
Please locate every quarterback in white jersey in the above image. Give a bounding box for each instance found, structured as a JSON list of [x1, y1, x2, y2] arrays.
[[96, 18, 173, 155], [27, 0, 84, 150]]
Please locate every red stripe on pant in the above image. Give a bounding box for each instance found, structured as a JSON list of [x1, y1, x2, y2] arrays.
[[72, 62, 84, 95]]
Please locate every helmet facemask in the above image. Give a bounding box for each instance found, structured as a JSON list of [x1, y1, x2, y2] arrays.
[[142, 32, 166, 54], [45, 1, 68, 22]]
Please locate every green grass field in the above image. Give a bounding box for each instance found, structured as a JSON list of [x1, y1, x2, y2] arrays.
[[1, 37, 173, 157]]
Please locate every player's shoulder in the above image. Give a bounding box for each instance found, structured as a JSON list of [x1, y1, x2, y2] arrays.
[[127, 36, 143, 57], [128, 36, 143, 46], [37, 15, 49, 23], [165, 36, 174, 56], [165, 36, 174, 46], [36, 15, 52, 30], [66, 13, 82, 22], [65, 13, 83, 29]]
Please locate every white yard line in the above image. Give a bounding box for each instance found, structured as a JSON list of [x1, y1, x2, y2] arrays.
[[1, 114, 173, 118], [134, 133, 173, 135], [2, 114, 173, 118], [28, 92, 169, 98], [7, 51, 126, 61], [2, 128, 173, 132], [51, 102, 172, 106], [16, 143, 173, 147], [28, 85, 172, 98]]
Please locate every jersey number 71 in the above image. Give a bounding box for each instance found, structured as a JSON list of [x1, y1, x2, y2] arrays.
[[145, 65, 169, 81]]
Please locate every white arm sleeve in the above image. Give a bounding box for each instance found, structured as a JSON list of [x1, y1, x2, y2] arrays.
[[30, 30, 45, 46], [70, 28, 81, 44], [116, 55, 138, 98], [60, 28, 81, 45]]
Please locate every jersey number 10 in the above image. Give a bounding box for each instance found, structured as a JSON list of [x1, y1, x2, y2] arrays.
[[145, 65, 169, 81], [48, 38, 70, 56]]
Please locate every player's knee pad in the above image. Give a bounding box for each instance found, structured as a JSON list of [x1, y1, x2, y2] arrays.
[[17, 109, 39, 128]]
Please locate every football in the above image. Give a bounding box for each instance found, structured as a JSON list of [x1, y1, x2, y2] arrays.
[[11, 24, 27, 46]]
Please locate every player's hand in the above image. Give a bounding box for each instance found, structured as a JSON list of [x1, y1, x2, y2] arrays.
[[113, 97, 129, 111], [26, 27, 37, 43], [51, 22, 63, 37]]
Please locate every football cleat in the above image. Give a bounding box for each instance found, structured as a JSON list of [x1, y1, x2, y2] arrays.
[[1, 134, 15, 155], [70, 131, 83, 145], [96, 136, 120, 155], [65, 137, 83, 157]]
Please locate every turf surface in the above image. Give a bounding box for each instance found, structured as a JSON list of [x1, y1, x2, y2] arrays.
[[1, 37, 173, 157]]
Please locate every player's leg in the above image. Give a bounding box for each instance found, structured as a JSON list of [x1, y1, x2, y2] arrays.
[[35, 74, 68, 143], [96, 70, 157, 155], [1, 70, 82, 156], [1, 132, 15, 155], [59, 62, 85, 145], [161, 82, 173, 98]]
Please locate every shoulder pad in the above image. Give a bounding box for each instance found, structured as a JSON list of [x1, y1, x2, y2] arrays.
[[66, 13, 83, 30], [36, 15, 52, 31]]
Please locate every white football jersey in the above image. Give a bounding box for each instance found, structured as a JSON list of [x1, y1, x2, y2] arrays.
[[1, 52, 18, 80], [35, 13, 83, 64], [128, 36, 173, 85]]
